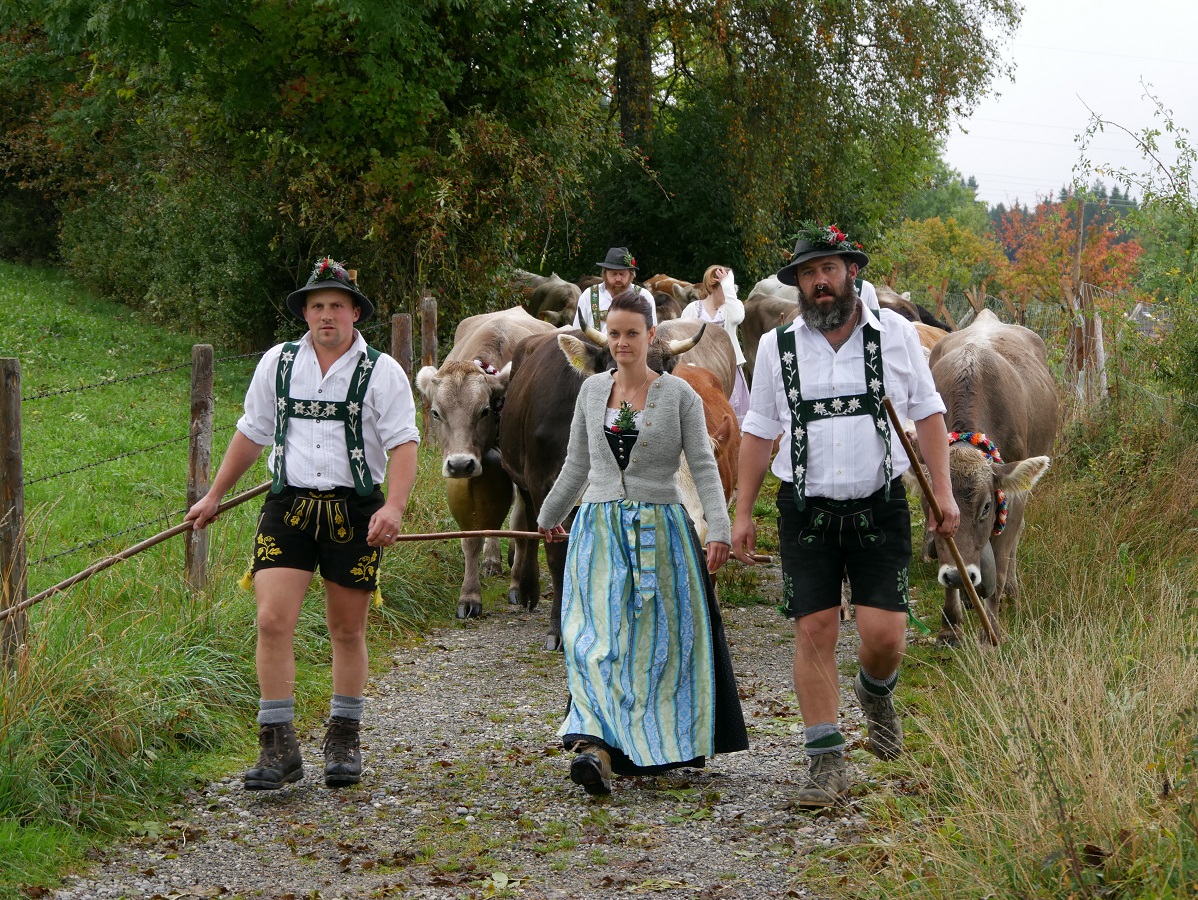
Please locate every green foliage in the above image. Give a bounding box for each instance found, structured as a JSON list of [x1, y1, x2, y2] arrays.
[[871, 215, 1010, 293], [0, 1, 609, 338], [1077, 86, 1198, 423], [900, 158, 992, 235]]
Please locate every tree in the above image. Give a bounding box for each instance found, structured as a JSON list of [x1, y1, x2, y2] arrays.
[[871, 216, 1011, 295], [994, 196, 1143, 299], [901, 157, 993, 235], [0, 1, 610, 341]]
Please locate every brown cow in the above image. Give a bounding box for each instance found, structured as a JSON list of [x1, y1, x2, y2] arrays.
[[654, 290, 682, 321], [673, 365, 739, 543], [656, 317, 737, 398], [499, 323, 706, 650], [527, 274, 581, 326], [415, 307, 555, 619], [644, 273, 693, 296], [912, 309, 1058, 645]]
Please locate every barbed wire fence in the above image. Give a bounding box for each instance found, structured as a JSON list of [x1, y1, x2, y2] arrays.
[[0, 305, 430, 667]]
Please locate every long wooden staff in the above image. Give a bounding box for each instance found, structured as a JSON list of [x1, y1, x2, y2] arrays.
[[882, 397, 1000, 645]]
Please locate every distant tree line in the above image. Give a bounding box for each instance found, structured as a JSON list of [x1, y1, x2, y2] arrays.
[[0, 0, 1020, 345]]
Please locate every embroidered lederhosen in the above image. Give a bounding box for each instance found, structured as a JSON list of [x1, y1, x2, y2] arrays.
[[776, 321, 892, 510], [268, 342, 382, 544]]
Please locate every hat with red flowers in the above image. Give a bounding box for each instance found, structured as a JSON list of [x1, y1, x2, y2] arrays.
[[596, 247, 639, 271], [777, 222, 870, 286], [285, 257, 375, 322]]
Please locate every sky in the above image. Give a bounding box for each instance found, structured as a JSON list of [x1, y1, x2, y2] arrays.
[[941, 0, 1198, 209]]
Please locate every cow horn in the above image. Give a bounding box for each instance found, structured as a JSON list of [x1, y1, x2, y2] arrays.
[[667, 322, 706, 355], [583, 323, 607, 346]]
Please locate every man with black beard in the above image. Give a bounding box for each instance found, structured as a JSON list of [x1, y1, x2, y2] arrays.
[[731, 223, 959, 808]]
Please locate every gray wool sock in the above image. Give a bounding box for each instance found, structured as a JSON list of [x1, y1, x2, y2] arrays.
[[330, 694, 364, 722], [257, 697, 294, 725], [860, 667, 899, 696], [804, 722, 846, 757]]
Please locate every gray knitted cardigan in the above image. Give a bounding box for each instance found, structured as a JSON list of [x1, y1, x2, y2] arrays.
[[537, 371, 732, 546]]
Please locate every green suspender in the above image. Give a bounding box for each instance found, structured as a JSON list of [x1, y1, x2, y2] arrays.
[[775, 322, 892, 509], [271, 343, 383, 496], [590, 287, 602, 330]]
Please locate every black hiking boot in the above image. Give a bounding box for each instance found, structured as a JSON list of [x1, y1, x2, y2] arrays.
[[569, 740, 612, 795], [322, 716, 362, 788], [244, 721, 303, 790]]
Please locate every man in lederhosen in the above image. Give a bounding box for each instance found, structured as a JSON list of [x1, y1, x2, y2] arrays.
[[730, 224, 959, 808], [185, 257, 420, 790], [572, 246, 657, 333]]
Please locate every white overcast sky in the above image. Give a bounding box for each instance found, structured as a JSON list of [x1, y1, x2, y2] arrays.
[[941, 0, 1198, 208]]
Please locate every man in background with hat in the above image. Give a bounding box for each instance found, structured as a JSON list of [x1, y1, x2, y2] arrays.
[[185, 257, 420, 790], [573, 246, 657, 333], [730, 224, 959, 808]]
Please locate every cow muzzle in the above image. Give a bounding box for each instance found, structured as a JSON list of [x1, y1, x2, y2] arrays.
[[444, 454, 481, 478], [937, 563, 981, 590]]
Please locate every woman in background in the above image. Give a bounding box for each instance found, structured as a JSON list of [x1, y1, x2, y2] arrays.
[[680, 265, 750, 424]]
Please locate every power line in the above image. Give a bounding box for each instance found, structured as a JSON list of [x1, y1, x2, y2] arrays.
[[1013, 41, 1198, 67]]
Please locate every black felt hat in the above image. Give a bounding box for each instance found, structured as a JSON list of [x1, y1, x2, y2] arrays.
[[777, 224, 869, 286], [285, 257, 374, 323], [596, 247, 639, 271]]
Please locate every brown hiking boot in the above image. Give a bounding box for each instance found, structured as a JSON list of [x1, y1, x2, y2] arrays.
[[322, 716, 362, 787], [244, 721, 303, 790], [854, 672, 903, 760], [794, 750, 850, 809], [569, 740, 612, 795]]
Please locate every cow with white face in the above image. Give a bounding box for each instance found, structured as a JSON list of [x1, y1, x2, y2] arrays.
[[911, 308, 1058, 645], [416, 307, 555, 619]]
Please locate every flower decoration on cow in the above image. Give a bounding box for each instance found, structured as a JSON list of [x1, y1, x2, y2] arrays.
[[791, 221, 865, 255]]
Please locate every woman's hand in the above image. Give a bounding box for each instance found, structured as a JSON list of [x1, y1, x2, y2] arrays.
[[705, 541, 730, 573], [539, 524, 568, 543]]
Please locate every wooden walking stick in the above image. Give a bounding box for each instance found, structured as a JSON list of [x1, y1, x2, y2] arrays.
[[882, 397, 1001, 645]]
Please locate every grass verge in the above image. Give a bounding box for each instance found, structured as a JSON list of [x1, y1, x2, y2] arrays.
[[0, 262, 461, 897]]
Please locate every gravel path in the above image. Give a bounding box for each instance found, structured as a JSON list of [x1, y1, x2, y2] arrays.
[[53, 574, 886, 900]]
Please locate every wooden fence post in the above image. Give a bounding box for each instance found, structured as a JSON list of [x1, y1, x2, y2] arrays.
[[420, 293, 438, 370], [0, 359, 27, 667], [185, 345, 214, 592], [391, 313, 413, 379]]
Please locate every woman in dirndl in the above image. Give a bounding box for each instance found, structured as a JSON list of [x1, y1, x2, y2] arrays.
[[538, 289, 748, 796]]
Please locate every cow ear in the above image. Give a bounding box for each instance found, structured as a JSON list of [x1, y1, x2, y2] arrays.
[[673, 283, 687, 302], [557, 334, 597, 374], [489, 361, 512, 392], [993, 456, 1051, 498], [415, 365, 438, 398]]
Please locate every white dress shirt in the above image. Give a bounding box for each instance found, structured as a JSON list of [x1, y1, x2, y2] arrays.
[[741, 305, 945, 499], [572, 283, 658, 331], [237, 332, 420, 491]]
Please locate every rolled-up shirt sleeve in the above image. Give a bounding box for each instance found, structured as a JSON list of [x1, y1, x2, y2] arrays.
[[369, 357, 421, 450], [897, 322, 945, 423], [741, 327, 786, 441], [236, 347, 282, 446]]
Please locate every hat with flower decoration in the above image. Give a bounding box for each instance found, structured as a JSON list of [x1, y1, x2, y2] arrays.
[[596, 247, 639, 271], [777, 222, 870, 286], [285, 257, 375, 323]]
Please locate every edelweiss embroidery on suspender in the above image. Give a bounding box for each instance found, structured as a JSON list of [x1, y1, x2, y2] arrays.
[[589, 286, 602, 330], [271, 342, 382, 496], [776, 322, 892, 509]]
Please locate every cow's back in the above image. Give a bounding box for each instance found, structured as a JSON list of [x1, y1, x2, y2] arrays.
[[446, 307, 555, 366], [930, 310, 1058, 458]]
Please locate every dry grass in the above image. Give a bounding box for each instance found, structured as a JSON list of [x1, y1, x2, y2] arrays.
[[837, 412, 1198, 898]]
